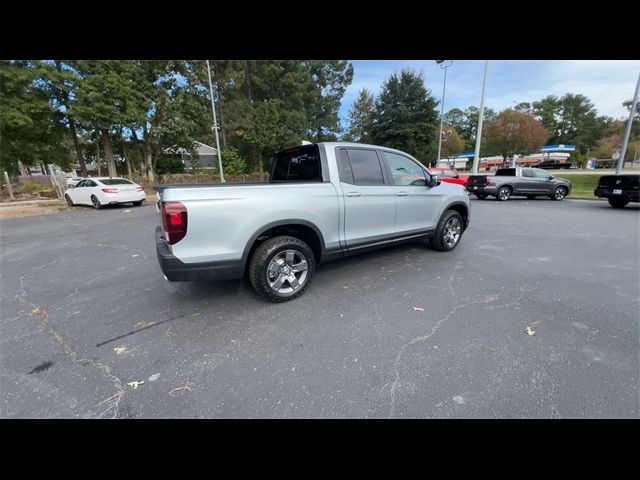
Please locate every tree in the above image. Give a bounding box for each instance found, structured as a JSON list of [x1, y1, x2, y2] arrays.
[[483, 109, 549, 162], [69, 61, 148, 177], [440, 125, 465, 158], [0, 60, 71, 175], [306, 60, 353, 142], [370, 69, 439, 162], [532, 93, 600, 153], [445, 106, 497, 150], [346, 89, 375, 143]]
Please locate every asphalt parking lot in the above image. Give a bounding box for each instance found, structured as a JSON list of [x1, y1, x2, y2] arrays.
[[1, 198, 638, 418]]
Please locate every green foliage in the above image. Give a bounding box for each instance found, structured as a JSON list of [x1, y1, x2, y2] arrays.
[[347, 89, 375, 143], [444, 106, 497, 150], [155, 155, 186, 174], [532, 94, 600, 154], [0, 60, 72, 174], [220, 147, 247, 175], [370, 70, 439, 162]]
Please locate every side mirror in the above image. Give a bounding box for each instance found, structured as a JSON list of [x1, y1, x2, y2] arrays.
[[429, 175, 441, 187]]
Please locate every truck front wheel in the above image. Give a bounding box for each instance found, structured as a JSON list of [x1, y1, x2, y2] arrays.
[[430, 210, 464, 252], [249, 235, 316, 302]]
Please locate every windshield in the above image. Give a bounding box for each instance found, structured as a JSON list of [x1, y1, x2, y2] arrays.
[[100, 179, 134, 185]]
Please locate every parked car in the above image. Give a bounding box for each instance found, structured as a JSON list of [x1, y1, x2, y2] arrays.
[[529, 160, 576, 169], [594, 174, 640, 208], [66, 177, 84, 188], [64, 177, 146, 209], [155, 142, 471, 302], [465, 167, 572, 201], [427, 168, 469, 186]]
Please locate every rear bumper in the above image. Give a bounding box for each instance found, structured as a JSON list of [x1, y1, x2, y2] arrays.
[[155, 226, 244, 281], [594, 187, 640, 202], [466, 185, 497, 195]]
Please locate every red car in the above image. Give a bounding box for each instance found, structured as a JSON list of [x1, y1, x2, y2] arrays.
[[427, 168, 469, 186]]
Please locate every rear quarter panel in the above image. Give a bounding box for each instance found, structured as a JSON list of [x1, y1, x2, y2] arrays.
[[161, 183, 342, 264]]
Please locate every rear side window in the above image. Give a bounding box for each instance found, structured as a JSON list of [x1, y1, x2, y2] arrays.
[[100, 179, 134, 185], [347, 148, 384, 185], [496, 168, 516, 176], [337, 148, 355, 184], [271, 145, 322, 182]]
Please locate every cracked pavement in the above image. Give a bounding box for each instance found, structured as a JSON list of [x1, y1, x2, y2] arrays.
[[1, 199, 638, 418]]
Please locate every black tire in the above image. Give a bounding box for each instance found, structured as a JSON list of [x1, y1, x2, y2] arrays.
[[65, 194, 74, 207], [526, 195, 536, 200], [91, 195, 102, 210], [249, 235, 316, 302], [132, 200, 143, 206], [475, 193, 488, 200], [430, 210, 464, 252], [608, 197, 629, 209], [552, 186, 568, 201], [496, 186, 512, 201]]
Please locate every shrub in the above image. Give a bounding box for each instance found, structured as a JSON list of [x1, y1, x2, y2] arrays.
[[221, 147, 247, 176]]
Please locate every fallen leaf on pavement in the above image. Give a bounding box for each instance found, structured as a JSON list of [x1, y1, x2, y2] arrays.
[[525, 326, 536, 336], [122, 210, 131, 213], [132, 254, 140, 258], [127, 380, 144, 389], [413, 307, 424, 312], [169, 381, 194, 396], [31, 307, 41, 314], [135, 320, 157, 328], [113, 346, 127, 355]]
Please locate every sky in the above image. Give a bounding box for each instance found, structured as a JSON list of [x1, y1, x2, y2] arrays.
[[338, 60, 640, 128]]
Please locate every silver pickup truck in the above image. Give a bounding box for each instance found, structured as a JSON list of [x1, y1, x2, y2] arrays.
[[466, 167, 572, 201], [155, 142, 470, 301]]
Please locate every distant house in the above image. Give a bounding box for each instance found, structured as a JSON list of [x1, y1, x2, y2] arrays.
[[163, 141, 219, 170]]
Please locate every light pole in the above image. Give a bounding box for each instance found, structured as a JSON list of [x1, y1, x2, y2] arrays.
[[206, 60, 225, 182], [471, 60, 489, 175], [435, 60, 452, 166], [615, 70, 640, 175]]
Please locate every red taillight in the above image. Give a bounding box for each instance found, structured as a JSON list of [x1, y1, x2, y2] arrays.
[[161, 202, 187, 245], [136, 186, 145, 192], [485, 177, 492, 185], [102, 188, 118, 193]]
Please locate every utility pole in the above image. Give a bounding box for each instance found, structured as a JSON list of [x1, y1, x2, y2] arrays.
[[435, 60, 452, 166], [472, 60, 489, 174], [206, 60, 225, 182], [615, 69, 640, 175]]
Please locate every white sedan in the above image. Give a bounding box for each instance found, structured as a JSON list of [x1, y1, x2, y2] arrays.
[[64, 177, 146, 209]]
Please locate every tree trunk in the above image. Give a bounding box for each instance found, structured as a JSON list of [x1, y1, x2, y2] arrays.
[[101, 130, 117, 177], [96, 135, 102, 176], [70, 121, 88, 176], [54, 61, 88, 177], [123, 147, 133, 179], [143, 127, 154, 182], [17, 160, 28, 177], [131, 129, 146, 177]]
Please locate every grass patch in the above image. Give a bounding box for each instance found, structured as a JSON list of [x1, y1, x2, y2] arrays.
[[553, 174, 600, 198]]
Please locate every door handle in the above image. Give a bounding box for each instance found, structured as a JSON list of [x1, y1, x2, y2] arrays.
[[346, 192, 362, 197], [396, 191, 408, 196]]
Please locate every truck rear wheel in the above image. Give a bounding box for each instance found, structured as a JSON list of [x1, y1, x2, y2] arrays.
[[608, 198, 629, 208], [249, 235, 316, 302], [430, 210, 464, 252], [496, 186, 512, 201]]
